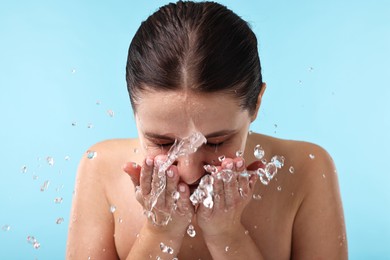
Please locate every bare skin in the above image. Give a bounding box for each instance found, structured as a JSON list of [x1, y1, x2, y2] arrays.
[[66, 89, 348, 259]]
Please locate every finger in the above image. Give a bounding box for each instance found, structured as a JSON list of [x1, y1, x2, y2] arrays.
[[150, 155, 169, 207], [221, 158, 234, 171], [233, 157, 245, 172], [212, 170, 225, 211], [175, 183, 194, 218], [165, 165, 180, 207], [140, 157, 154, 196], [122, 162, 141, 187], [223, 172, 239, 210]]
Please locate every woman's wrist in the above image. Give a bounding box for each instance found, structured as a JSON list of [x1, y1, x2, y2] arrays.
[[126, 221, 186, 260]]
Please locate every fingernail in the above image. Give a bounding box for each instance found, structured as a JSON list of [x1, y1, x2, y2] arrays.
[[236, 160, 243, 168], [146, 158, 153, 166], [226, 162, 233, 170], [179, 184, 186, 193], [167, 169, 174, 178]]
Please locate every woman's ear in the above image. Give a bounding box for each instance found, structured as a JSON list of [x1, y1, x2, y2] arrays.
[[251, 83, 266, 122]]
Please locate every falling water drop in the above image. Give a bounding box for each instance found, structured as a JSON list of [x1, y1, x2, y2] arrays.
[[21, 165, 28, 173], [86, 150, 97, 159], [40, 180, 50, 192], [2, 225, 11, 231], [253, 144, 264, 159], [187, 224, 196, 237], [271, 155, 284, 168], [252, 194, 262, 200], [54, 197, 63, 204], [56, 217, 64, 224], [107, 110, 114, 117], [46, 156, 54, 166]]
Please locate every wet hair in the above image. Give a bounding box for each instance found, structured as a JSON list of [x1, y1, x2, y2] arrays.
[[126, 1, 263, 115]]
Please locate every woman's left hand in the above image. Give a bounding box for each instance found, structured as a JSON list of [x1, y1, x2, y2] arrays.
[[196, 157, 258, 237]]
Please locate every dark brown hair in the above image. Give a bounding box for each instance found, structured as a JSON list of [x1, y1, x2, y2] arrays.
[[126, 1, 262, 115]]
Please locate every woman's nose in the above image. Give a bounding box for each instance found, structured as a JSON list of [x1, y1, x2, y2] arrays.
[[175, 153, 206, 184]]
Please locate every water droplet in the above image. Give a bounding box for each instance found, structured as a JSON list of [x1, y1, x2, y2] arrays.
[[235, 150, 243, 157], [257, 168, 269, 185], [172, 191, 180, 201], [21, 165, 28, 173], [187, 224, 196, 237], [248, 130, 253, 135], [2, 225, 11, 231], [244, 230, 249, 235], [110, 205, 116, 213], [118, 218, 123, 223], [133, 148, 139, 154], [271, 155, 284, 168], [107, 109, 114, 117], [253, 144, 264, 159], [87, 123, 94, 129], [277, 186, 282, 191], [27, 236, 40, 249], [40, 180, 50, 191], [71, 122, 77, 126], [96, 100, 101, 105], [160, 242, 174, 254], [322, 174, 326, 178], [71, 68, 76, 74], [289, 166, 295, 174], [265, 163, 277, 180], [252, 194, 262, 200], [46, 156, 54, 166], [54, 197, 63, 204], [56, 217, 64, 224], [225, 246, 230, 252], [308, 66, 314, 72], [309, 154, 315, 159], [64, 155, 70, 161], [218, 155, 226, 162], [86, 150, 97, 159]]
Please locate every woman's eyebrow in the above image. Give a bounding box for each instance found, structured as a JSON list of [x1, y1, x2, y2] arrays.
[[143, 132, 176, 141], [205, 129, 237, 138], [144, 129, 237, 141]]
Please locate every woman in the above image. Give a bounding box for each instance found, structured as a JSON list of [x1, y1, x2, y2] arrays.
[[66, 1, 347, 259]]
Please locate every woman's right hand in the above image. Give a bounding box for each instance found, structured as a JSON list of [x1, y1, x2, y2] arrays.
[[123, 155, 194, 235]]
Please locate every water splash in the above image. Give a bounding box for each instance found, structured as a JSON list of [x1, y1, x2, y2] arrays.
[[145, 132, 206, 226]]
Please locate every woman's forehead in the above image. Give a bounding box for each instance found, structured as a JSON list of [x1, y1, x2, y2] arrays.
[[135, 90, 248, 137]]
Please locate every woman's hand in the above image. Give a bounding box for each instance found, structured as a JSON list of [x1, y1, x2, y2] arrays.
[[196, 157, 259, 237], [123, 155, 194, 236]]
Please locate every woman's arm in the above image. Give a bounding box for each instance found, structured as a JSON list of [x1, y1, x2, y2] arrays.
[[291, 144, 348, 259], [66, 143, 119, 259]]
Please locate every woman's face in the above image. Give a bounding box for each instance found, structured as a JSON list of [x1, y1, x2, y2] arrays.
[[135, 89, 256, 186]]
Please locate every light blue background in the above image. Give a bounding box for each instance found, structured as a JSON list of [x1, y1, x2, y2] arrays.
[[1, 0, 389, 259]]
